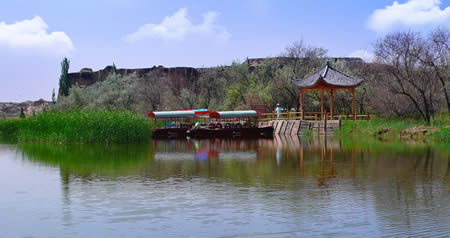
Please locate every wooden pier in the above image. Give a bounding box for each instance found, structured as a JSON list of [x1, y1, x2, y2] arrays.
[[259, 120, 341, 135]]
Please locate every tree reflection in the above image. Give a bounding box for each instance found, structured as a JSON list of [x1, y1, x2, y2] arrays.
[[11, 136, 449, 236], [16, 137, 448, 187]]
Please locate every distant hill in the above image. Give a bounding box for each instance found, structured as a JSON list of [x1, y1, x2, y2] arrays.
[[0, 99, 50, 117], [67, 57, 365, 90]]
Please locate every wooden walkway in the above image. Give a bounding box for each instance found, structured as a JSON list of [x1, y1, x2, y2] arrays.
[[259, 120, 341, 135], [258, 112, 371, 121]]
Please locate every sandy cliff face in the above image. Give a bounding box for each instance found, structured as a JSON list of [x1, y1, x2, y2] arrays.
[[0, 99, 50, 117]]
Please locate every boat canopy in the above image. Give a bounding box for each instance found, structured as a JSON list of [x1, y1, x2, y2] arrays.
[[193, 109, 213, 115], [210, 110, 258, 119], [179, 109, 213, 115], [148, 111, 195, 119]]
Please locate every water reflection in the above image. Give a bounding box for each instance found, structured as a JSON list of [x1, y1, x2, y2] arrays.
[[8, 136, 449, 237], [17, 136, 449, 186]]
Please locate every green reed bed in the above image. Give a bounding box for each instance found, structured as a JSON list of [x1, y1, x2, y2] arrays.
[[0, 118, 23, 140], [0, 110, 153, 143]]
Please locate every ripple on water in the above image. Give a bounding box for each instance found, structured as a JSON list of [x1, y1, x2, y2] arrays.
[[1, 138, 449, 237]]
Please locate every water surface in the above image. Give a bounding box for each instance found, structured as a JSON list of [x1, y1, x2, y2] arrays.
[[0, 137, 448, 237]]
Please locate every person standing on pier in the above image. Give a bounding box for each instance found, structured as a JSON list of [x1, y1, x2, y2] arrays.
[[275, 103, 281, 120]]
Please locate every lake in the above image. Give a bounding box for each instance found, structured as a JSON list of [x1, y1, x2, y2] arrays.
[[0, 136, 448, 237]]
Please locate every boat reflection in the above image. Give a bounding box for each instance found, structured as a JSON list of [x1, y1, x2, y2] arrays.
[[8, 136, 448, 238], [153, 138, 263, 161], [151, 136, 349, 186], [16, 135, 448, 188]]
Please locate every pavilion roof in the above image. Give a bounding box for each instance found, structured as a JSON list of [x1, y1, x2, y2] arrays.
[[291, 62, 364, 89]]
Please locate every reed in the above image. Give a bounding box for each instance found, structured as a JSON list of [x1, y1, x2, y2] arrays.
[[0, 110, 153, 143], [0, 118, 23, 140]]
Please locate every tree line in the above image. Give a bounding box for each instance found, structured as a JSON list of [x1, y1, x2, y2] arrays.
[[55, 28, 449, 124]]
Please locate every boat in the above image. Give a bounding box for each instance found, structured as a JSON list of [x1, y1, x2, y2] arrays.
[[148, 110, 196, 139], [186, 110, 274, 139], [149, 109, 274, 139]]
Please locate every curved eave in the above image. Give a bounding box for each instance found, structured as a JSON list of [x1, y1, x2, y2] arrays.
[[293, 78, 364, 89], [291, 63, 364, 89]]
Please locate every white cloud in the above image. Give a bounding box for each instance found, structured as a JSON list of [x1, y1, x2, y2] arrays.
[[368, 0, 450, 33], [348, 49, 375, 63], [125, 8, 231, 43], [0, 16, 74, 55]]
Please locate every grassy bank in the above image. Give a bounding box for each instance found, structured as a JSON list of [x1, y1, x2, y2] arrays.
[[0, 110, 153, 143], [339, 115, 450, 142]]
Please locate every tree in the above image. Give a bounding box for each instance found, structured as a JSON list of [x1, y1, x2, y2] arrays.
[[197, 69, 226, 109], [275, 40, 327, 111], [179, 88, 198, 109], [414, 28, 450, 112], [136, 72, 165, 111], [111, 63, 117, 74], [375, 31, 440, 123], [222, 61, 252, 109], [20, 107, 26, 119], [52, 88, 56, 104], [59, 57, 71, 96], [283, 40, 327, 75]]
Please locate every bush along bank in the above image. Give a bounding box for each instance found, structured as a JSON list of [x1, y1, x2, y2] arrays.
[[0, 110, 153, 143], [339, 116, 450, 142]]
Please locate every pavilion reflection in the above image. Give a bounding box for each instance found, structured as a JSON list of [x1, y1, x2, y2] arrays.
[[152, 136, 350, 186], [16, 136, 448, 191]]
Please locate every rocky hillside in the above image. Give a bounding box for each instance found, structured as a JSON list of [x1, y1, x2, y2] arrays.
[[68, 57, 365, 89], [0, 99, 50, 118]]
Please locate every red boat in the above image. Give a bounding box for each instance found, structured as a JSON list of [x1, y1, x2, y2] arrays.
[[148, 110, 274, 139], [186, 110, 274, 139], [187, 126, 273, 139]]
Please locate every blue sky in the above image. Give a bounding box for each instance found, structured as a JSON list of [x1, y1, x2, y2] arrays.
[[1, 0, 449, 101]]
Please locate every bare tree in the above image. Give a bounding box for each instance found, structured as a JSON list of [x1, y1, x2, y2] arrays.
[[375, 31, 440, 123], [137, 72, 165, 111], [284, 40, 327, 75], [414, 28, 450, 112], [274, 40, 327, 111]]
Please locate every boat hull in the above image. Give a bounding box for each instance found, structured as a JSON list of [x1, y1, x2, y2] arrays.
[[187, 126, 274, 139], [152, 128, 189, 139]]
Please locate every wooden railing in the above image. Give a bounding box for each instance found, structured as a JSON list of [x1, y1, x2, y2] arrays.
[[258, 112, 372, 121]]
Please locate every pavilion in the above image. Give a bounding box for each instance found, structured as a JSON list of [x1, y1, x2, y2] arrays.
[[291, 61, 364, 120]]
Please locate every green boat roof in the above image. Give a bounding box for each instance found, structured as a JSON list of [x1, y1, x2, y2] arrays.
[[148, 111, 195, 119], [210, 110, 257, 119]]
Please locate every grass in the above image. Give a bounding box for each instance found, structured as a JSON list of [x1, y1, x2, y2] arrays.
[[339, 113, 450, 142], [0, 109, 153, 143]]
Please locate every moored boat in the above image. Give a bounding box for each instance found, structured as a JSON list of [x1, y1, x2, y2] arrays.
[[187, 126, 273, 138], [186, 110, 274, 139], [149, 109, 274, 139], [148, 111, 196, 139]]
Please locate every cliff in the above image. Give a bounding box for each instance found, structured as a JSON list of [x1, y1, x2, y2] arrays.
[[70, 65, 202, 89], [0, 99, 50, 117], [68, 57, 365, 89]]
